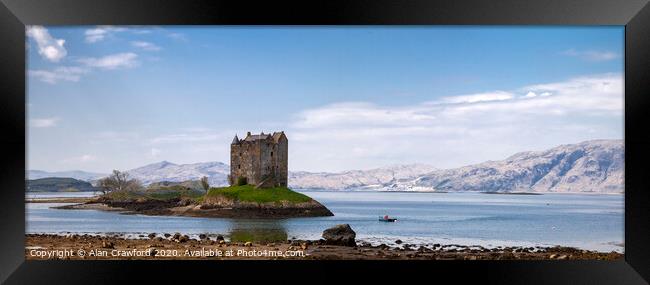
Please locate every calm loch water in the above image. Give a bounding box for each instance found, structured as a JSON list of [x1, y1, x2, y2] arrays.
[[26, 190, 624, 252]]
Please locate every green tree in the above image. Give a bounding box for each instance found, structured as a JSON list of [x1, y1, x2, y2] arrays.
[[200, 176, 210, 193]]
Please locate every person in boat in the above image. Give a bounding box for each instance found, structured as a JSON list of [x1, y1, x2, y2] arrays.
[[380, 215, 397, 221]]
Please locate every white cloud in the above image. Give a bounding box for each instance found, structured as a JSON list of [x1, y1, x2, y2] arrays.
[[87, 131, 143, 146], [30, 53, 140, 84], [30, 117, 60, 128], [85, 26, 164, 43], [131, 28, 153, 34], [167, 32, 188, 42], [288, 73, 623, 171], [28, 66, 89, 84], [131, 41, 161, 51], [524, 91, 537, 98], [150, 129, 231, 144], [84, 26, 126, 43], [438, 91, 515, 104], [145, 128, 232, 161], [292, 102, 438, 130], [41, 73, 620, 173], [27, 26, 156, 85], [77, 52, 139, 70], [26, 26, 67, 62], [561, 49, 619, 62], [84, 29, 107, 43], [62, 154, 97, 164], [80, 154, 97, 162]]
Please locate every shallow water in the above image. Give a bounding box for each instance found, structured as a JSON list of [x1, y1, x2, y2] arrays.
[[25, 190, 624, 252]]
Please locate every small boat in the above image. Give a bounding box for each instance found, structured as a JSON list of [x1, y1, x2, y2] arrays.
[[379, 215, 397, 222]]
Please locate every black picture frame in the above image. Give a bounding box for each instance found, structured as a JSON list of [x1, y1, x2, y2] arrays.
[[1, 0, 649, 284]]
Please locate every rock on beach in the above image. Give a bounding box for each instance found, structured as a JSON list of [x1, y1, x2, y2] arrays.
[[322, 224, 356, 246]]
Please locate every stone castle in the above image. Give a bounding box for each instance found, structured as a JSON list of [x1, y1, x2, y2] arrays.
[[229, 131, 288, 188]]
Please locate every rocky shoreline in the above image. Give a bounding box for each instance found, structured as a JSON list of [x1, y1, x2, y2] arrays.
[[26, 197, 96, 203], [25, 233, 623, 260], [49, 196, 333, 219]]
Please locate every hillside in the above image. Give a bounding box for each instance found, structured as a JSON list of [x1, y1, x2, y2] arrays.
[[288, 164, 438, 190], [126, 161, 229, 186], [147, 180, 205, 191], [390, 140, 624, 193], [27, 177, 99, 192]]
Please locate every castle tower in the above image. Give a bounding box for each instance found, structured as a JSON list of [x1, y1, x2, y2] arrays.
[[229, 131, 288, 188]]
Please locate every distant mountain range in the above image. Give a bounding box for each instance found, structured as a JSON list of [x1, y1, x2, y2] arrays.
[[126, 161, 229, 186], [288, 164, 438, 190], [28, 139, 624, 193], [27, 170, 107, 181], [384, 140, 624, 193]]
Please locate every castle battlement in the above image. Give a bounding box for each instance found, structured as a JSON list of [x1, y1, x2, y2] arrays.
[[229, 131, 288, 188]]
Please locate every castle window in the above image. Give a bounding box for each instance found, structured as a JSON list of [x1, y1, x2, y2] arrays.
[[238, 165, 241, 169], [271, 151, 273, 157]]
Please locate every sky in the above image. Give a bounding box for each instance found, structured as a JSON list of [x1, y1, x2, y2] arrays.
[[26, 26, 624, 173]]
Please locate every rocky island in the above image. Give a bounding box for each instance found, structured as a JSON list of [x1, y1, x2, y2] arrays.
[[54, 131, 333, 219], [56, 184, 332, 219]]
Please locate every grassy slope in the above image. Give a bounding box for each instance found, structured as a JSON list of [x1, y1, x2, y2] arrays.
[[103, 184, 312, 204], [206, 185, 312, 203], [27, 177, 97, 192], [104, 185, 205, 202]]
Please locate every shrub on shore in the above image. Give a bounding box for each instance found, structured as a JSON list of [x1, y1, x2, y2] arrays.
[[97, 170, 143, 194]]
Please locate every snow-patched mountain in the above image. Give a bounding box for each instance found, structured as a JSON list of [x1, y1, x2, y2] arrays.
[[123, 162, 437, 189], [28, 140, 623, 193], [27, 170, 107, 181], [125, 161, 229, 186], [288, 164, 438, 190], [389, 140, 624, 193]]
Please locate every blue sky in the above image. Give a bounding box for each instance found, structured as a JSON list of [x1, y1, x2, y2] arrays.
[[27, 26, 624, 173]]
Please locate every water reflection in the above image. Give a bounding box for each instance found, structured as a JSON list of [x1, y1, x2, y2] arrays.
[[26, 192, 624, 252], [228, 219, 288, 242]]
